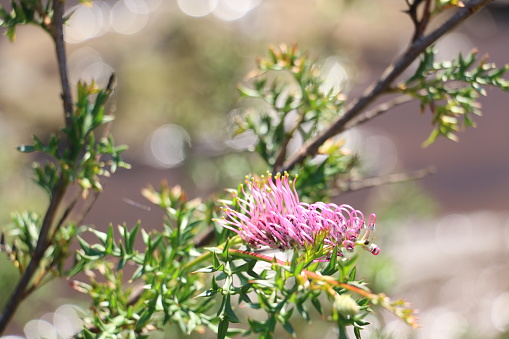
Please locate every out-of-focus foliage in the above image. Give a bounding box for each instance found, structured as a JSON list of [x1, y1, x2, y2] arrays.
[[69, 186, 232, 338], [0, 76, 129, 283], [400, 47, 509, 146], [17, 80, 129, 196], [235, 44, 361, 202]]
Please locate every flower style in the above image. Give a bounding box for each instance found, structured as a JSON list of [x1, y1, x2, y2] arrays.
[[217, 172, 379, 257]]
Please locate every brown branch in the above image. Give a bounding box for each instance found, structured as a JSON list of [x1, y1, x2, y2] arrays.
[[344, 95, 414, 130], [52, 0, 74, 128], [193, 97, 414, 250], [405, 0, 425, 41], [406, 0, 433, 42], [418, 0, 433, 41], [335, 166, 435, 195], [0, 178, 68, 334], [0, 1, 73, 334], [273, 119, 303, 172], [281, 0, 494, 174]]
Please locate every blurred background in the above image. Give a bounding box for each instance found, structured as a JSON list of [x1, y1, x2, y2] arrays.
[[1, 0, 509, 338]]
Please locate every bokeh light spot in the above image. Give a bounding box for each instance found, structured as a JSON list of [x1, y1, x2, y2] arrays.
[[320, 56, 349, 95], [24, 319, 58, 339], [178, 0, 218, 17], [110, 0, 149, 34], [492, 292, 509, 331], [53, 305, 84, 338], [435, 214, 472, 255], [225, 130, 258, 150], [69, 47, 104, 85], [124, 0, 156, 15], [64, 2, 110, 43], [82, 62, 115, 88], [428, 309, 468, 339], [146, 124, 191, 168], [212, 0, 261, 21], [192, 161, 219, 191]]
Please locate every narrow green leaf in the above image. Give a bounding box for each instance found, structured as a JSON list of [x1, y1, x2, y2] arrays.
[[281, 318, 295, 337], [118, 242, 127, 269], [212, 252, 220, 269], [80, 328, 95, 339], [311, 297, 323, 315], [17, 145, 35, 153], [225, 295, 240, 323], [217, 318, 229, 339], [354, 326, 362, 339], [196, 289, 217, 298], [130, 265, 144, 281], [128, 223, 140, 254], [67, 260, 87, 277]]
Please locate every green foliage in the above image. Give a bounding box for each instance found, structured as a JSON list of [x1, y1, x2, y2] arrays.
[[235, 44, 361, 201], [0, 0, 53, 39], [0, 211, 79, 282], [0, 0, 94, 40], [69, 182, 418, 338], [17, 80, 129, 196], [237, 44, 346, 165], [401, 47, 509, 146], [70, 188, 220, 338], [196, 245, 414, 338]]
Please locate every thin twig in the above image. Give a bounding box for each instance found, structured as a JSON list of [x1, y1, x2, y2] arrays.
[[273, 119, 303, 172], [52, 0, 74, 127], [281, 0, 493, 173], [418, 0, 433, 41], [73, 190, 102, 227], [194, 226, 217, 248], [406, 0, 425, 41], [344, 95, 414, 130], [334, 166, 435, 195], [47, 190, 81, 245], [406, 0, 433, 42]]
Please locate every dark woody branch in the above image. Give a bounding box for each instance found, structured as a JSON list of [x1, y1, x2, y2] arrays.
[[334, 166, 435, 195], [280, 0, 493, 174]]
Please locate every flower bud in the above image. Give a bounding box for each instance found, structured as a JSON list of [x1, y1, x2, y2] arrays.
[[334, 294, 360, 317]]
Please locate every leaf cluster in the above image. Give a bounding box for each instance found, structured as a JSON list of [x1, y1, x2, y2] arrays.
[[67, 181, 421, 338], [235, 44, 361, 201], [0, 211, 79, 293], [18, 81, 129, 196], [70, 186, 222, 338], [401, 47, 509, 146], [0, 0, 53, 39], [196, 245, 375, 339], [0, 0, 93, 40]]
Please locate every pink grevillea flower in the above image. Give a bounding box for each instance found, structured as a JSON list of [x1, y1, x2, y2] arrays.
[[217, 172, 380, 257]]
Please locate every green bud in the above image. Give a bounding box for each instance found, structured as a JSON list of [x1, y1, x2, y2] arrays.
[[334, 294, 360, 317]]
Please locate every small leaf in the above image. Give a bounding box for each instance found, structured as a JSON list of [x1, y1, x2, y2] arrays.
[[225, 295, 240, 323], [17, 145, 35, 153], [67, 260, 87, 278], [217, 318, 229, 339]]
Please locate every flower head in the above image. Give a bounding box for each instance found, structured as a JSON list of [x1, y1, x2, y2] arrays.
[[217, 172, 379, 257]]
